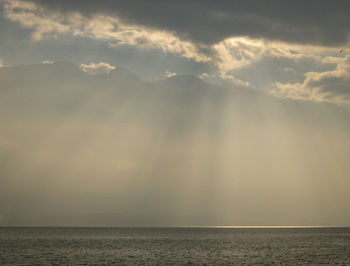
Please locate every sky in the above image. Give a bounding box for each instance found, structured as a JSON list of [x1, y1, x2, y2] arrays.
[[1, 0, 350, 104], [0, 0, 350, 226]]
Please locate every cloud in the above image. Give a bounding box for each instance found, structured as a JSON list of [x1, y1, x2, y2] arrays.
[[212, 37, 333, 73], [270, 56, 350, 105], [2, 0, 70, 41], [198, 73, 209, 80], [2, 0, 210, 63], [213, 37, 266, 72], [211, 37, 336, 87], [2, 0, 350, 104], [8, 0, 343, 69], [42, 60, 53, 64], [80, 62, 116, 75], [219, 71, 251, 87], [165, 71, 177, 78], [28, 0, 350, 47]]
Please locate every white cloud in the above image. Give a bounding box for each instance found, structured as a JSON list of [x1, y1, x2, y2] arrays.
[[101, 18, 210, 63], [212, 37, 335, 73], [213, 37, 266, 72], [3, 0, 69, 41], [42, 60, 53, 64], [270, 55, 350, 105], [80, 62, 116, 75], [211, 36, 348, 90], [165, 70, 177, 77], [198, 72, 209, 80], [2, 0, 210, 63], [219, 71, 251, 87]]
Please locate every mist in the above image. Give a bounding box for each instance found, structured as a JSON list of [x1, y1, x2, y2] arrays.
[[1, 62, 350, 226]]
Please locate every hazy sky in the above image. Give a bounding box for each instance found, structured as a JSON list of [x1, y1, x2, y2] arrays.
[[0, 0, 350, 226]]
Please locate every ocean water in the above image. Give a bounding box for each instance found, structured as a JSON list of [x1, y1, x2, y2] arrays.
[[0, 227, 349, 265]]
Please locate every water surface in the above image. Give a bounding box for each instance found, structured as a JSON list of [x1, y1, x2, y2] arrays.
[[1, 227, 349, 265]]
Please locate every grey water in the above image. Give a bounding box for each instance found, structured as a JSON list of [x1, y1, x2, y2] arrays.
[[1, 227, 350, 265]]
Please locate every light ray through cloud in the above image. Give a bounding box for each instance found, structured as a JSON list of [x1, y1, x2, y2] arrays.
[[0, 0, 349, 228]]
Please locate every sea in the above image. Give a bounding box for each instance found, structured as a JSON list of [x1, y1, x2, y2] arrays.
[[0, 227, 349, 265]]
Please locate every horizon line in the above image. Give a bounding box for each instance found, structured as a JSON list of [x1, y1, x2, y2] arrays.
[[0, 225, 347, 228]]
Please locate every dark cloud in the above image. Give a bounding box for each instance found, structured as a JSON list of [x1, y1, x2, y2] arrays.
[[30, 0, 350, 46]]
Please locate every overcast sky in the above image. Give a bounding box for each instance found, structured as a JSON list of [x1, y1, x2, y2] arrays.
[[1, 0, 350, 226]]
